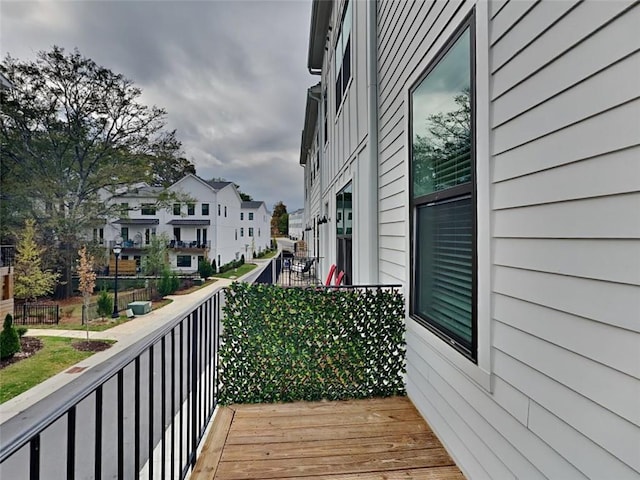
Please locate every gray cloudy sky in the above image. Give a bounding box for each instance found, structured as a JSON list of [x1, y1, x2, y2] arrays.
[[1, 0, 314, 212]]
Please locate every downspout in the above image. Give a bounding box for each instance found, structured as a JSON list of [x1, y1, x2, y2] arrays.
[[367, 0, 379, 283]]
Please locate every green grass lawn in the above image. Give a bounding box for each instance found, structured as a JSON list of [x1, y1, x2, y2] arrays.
[[0, 337, 114, 404], [213, 263, 258, 279], [172, 278, 218, 295], [259, 249, 278, 259]]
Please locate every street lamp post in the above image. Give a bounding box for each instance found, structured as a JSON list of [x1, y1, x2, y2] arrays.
[[112, 239, 122, 318]]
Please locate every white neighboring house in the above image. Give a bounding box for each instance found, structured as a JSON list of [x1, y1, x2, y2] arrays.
[[288, 208, 304, 240], [100, 174, 266, 273], [240, 201, 272, 258], [207, 180, 244, 268], [303, 1, 640, 479]]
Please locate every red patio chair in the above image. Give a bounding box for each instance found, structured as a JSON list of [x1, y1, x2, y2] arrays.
[[325, 264, 337, 286], [334, 270, 345, 286]]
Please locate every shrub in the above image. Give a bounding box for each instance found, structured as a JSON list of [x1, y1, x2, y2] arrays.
[[158, 268, 173, 298], [16, 326, 28, 337], [198, 258, 214, 279], [0, 314, 21, 360], [170, 273, 180, 293], [211, 259, 217, 273], [96, 289, 113, 319]]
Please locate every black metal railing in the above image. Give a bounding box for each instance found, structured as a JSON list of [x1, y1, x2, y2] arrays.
[[0, 289, 223, 480], [13, 303, 60, 325]]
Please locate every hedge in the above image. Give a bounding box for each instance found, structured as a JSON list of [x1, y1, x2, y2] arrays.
[[219, 282, 406, 404]]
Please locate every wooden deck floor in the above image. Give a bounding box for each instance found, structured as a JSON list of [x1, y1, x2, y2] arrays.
[[191, 396, 465, 480]]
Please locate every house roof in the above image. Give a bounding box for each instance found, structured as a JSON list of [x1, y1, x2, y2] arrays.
[[113, 183, 164, 198], [300, 83, 321, 165], [167, 219, 211, 226], [207, 181, 233, 190], [114, 218, 159, 225], [170, 174, 218, 194], [241, 201, 265, 209], [307, 0, 333, 73]]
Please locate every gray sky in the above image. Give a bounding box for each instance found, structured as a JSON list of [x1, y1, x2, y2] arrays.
[[1, 0, 314, 212]]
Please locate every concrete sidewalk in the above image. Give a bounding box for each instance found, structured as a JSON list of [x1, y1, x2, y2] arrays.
[[0, 263, 268, 424]]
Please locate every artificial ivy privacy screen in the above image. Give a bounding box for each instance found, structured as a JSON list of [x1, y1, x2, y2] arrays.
[[218, 282, 406, 404]]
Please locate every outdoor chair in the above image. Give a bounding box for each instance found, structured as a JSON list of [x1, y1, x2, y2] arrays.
[[334, 270, 345, 286], [291, 258, 314, 278], [325, 264, 337, 285]]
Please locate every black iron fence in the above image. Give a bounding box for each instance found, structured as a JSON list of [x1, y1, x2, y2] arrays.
[[13, 304, 60, 325], [0, 289, 223, 480]]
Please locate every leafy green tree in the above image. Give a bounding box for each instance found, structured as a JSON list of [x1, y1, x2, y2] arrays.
[[0, 46, 190, 295], [142, 234, 170, 276], [0, 314, 21, 359], [14, 219, 58, 302]]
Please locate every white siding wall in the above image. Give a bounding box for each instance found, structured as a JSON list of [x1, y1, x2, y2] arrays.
[[167, 177, 216, 271], [216, 185, 243, 266], [319, 0, 372, 280], [377, 0, 640, 478]]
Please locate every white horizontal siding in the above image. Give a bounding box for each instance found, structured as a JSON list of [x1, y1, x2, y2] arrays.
[[528, 401, 639, 479], [491, 0, 577, 70], [493, 147, 640, 209], [494, 321, 640, 428], [494, 294, 640, 379], [375, 0, 640, 478], [493, 100, 640, 181], [489, 0, 537, 45], [493, 6, 640, 125], [493, 193, 640, 239], [493, 237, 640, 285], [493, 53, 640, 153], [408, 330, 590, 479], [494, 265, 640, 332], [492, 0, 634, 98]]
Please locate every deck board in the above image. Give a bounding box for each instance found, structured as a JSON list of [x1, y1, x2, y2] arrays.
[[191, 396, 465, 479]]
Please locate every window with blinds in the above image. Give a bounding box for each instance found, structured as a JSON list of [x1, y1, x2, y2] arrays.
[[410, 17, 476, 360]]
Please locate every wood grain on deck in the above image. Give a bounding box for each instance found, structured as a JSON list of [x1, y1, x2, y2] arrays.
[[191, 396, 465, 480]]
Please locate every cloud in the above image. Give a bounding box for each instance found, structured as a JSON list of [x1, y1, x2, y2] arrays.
[[1, 0, 312, 211]]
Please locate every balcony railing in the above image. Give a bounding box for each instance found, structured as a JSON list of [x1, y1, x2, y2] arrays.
[[0, 254, 406, 479], [0, 290, 223, 480], [167, 240, 211, 250]]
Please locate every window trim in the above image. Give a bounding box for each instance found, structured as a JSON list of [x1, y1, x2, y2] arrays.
[[176, 255, 191, 268], [140, 203, 156, 216], [334, 0, 353, 114], [409, 13, 476, 361], [405, 6, 491, 391]]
